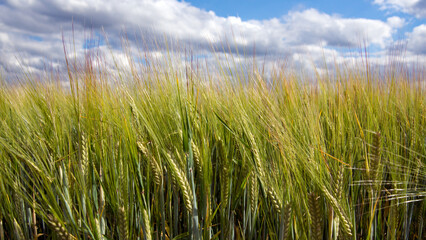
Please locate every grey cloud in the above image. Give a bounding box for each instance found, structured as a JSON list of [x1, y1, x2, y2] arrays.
[[413, 0, 426, 17], [0, 6, 63, 34]]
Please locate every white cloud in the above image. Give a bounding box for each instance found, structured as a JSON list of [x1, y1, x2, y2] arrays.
[[386, 16, 406, 28], [0, 1, 400, 48], [0, 0, 417, 79], [374, 0, 426, 18], [282, 9, 395, 48], [407, 24, 426, 53]]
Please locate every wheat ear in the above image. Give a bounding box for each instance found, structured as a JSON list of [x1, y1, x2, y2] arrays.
[[47, 214, 74, 240], [250, 171, 258, 213], [322, 187, 353, 236], [308, 193, 322, 240], [370, 132, 381, 183], [282, 202, 291, 240], [81, 133, 89, 179], [268, 187, 282, 215], [191, 140, 203, 180], [118, 206, 129, 240], [247, 131, 264, 180], [142, 208, 152, 240], [137, 141, 162, 185], [167, 153, 193, 213], [94, 218, 102, 240]]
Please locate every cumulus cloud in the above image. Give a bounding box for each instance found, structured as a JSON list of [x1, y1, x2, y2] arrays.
[[407, 24, 426, 53], [386, 16, 406, 28], [374, 0, 426, 18], [0, 0, 414, 79], [282, 9, 397, 48]]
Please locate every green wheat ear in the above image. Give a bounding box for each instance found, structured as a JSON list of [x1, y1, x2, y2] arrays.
[[322, 187, 353, 237], [118, 206, 128, 240], [333, 167, 344, 200], [247, 130, 264, 181], [81, 133, 89, 179], [308, 192, 322, 240], [166, 152, 193, 213], [370, 131, 381, 183], [137, 141, 163, 185], [94, 218, 102, 240], [249, 170, 258, 213], [191, 140, 203, 180], [281, 202, 291, 240], [142, 207, 152, 240], [267, 186, 282, 215], [46, 215, 74, 240]]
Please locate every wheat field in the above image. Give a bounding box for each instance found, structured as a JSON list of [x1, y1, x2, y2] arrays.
[[0, 41, 425, 240]]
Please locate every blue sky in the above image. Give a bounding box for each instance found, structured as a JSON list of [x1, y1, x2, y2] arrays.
[[187, 0, 380, 19], [0, 0, 425, 77], [186, 0, 422, 37]]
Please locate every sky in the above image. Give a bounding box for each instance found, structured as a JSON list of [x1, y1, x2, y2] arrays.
[[0, 0, 425, 79]]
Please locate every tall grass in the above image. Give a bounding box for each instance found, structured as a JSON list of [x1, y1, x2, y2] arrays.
[[0, 38, 425, 240]]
